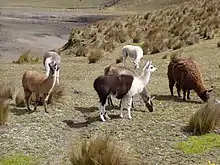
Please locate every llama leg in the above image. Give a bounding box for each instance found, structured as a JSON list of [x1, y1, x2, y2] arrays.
[[127, 96, 133, 119], [187, 90, 191, 100], [103, 104, 111, 120], [119, 99, 122, 108], [120, 97, 126, 118], [44, 93, 50, 113], [99, 103, 106, 122], [176, 83, 181, 97], [99, 95, 108, 122], [56, 69, 60, 84], [24, 90, 32, 111], [122, 50, 127, 66], [169, 80, 175, 96], [34, 93, 39, 111], [108, 95, 114, 107], [182, 89, 187, 101]]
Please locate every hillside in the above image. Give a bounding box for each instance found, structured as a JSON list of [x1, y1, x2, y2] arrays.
[[0, 0, 187, 10], [1, 0, 220, 164], [64, 0, 220, 62]]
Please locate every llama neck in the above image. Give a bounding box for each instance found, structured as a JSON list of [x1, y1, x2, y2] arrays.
[[139, 70, 151, 85], [42, 71, 57, 93]]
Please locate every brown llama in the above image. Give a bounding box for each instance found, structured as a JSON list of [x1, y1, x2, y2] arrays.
[[167, 55, 212, 102]]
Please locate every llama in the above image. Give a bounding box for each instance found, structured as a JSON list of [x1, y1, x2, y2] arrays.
[[167, 56, 212, 102], [122, 45, 144, 69], [93, 61, 157, 122], [43, 50, 61, 84], [22, 60, 57, 113], [104, 63, 155, 112]]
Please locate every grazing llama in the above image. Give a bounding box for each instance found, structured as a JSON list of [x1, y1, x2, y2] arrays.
[[43, 50, 61, 84], [122, 45, 144, 69], [168, 56, 212, 102], [93, 61, 157, 122], [104, 63, 155, 112], [22, 61, 57, 113]]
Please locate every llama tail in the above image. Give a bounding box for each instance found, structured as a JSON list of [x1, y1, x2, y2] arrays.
[[104, 65, 111, 75], [187, 96, 220, 134]]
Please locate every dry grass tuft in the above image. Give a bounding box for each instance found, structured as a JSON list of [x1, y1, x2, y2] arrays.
[[15, 84, 66, 107], [88, 49, 103, 64], [169, 49, 183, 61], [15, 89, 26, 107], [47, 84, 66, 105], [0, 98, 9, 125], [116, 56, 123, 64], [70, 134, 139, 165], [0, 83, 15, 100], [13, 49, 40, 64], [217, 41, 220, 48], [187, 96, 220, 135]]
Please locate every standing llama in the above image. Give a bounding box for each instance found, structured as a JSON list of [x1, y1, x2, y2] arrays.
[[93, 61, 157, 122], [104, 63, 155, 112], [167, 56, 212, 102], [122, 45, 144, 69], [22, 61, 58, 113], [43, 50, 61, 84]]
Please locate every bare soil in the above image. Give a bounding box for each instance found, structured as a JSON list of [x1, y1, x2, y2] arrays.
[[0, 7, 117, 62]]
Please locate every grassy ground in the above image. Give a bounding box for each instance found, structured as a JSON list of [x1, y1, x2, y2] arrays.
[[0, 36, 220, 164]]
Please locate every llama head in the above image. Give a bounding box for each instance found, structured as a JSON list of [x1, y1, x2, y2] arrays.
[[199, 89, 213, 102], [48, 61, 58, 76], [143, 61, 157, 73]]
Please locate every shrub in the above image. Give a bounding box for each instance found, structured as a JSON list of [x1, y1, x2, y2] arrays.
[[76, 47, 88, 57], [70, 134, 139, 165], [217, 41, 220, 48], [0, 83, 15, 100], [187, 96, 220, 135], [88, 49, 103, 64], [15, 89, 26, 107], [116, 56, 123, 64], [13, 49, 40, 64], [0, 98, 9, 125], [48, 84, 66, 105], [114, 30, 126, 43], [101, 41, 115, 52], [133, 34, 141, 43]]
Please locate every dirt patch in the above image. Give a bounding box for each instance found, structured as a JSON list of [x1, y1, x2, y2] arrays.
[[0, 7, 116, 62]]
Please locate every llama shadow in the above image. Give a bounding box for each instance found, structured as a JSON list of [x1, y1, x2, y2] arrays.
[[11, 107, 35, 116], [74, 105, 120, 114], [74, 106, 97, 113], [153, 94, 202, 104], [62, 114, 121, 128]]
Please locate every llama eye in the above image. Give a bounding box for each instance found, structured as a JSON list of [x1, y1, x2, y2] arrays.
[[151, 67, 153, 69]]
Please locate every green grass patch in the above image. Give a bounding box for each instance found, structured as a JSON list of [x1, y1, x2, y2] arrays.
[[13, 50, 40, 64], [0, 154, 36, 165], [176, 133, 220, 154]]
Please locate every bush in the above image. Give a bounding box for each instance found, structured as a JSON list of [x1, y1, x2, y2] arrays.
[[0, 98, 9, 125], [88, 49, 103, 64], [13, 49, 40, 64], [116, 56, 123, 64], [217, 41, 220, 48], [0, 83, 15, 100], [15, 89, 26, 107], [76, 47, 89, 57], [70, 134, 139, 165], [187, 96, 220, 134]]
